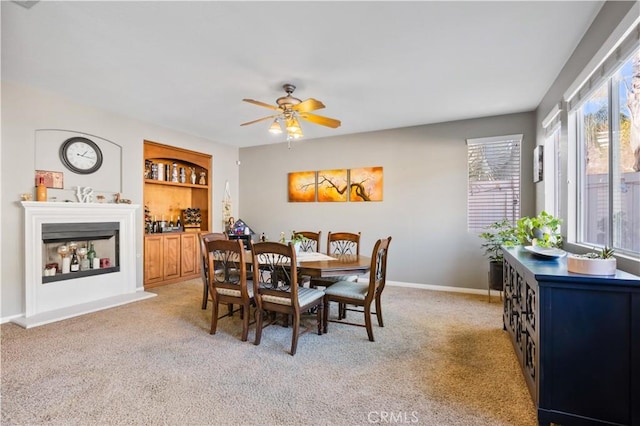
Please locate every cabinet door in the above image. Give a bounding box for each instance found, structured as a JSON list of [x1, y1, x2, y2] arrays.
[[163, 234, 181, 280], [180, 233, 199, 276], [144, 235, 164, 285]]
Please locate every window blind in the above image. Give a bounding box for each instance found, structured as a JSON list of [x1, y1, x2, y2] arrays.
[[467, 135, 522, 231]]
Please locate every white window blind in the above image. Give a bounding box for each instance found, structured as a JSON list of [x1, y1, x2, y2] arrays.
[[467, 134, 522, 231]]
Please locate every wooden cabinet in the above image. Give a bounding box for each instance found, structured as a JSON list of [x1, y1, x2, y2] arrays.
[[143, 140, 211, 288], [502, 246, 640, 426]]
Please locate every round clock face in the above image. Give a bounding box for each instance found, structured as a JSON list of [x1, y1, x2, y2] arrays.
[[59, 137, 103, 174]]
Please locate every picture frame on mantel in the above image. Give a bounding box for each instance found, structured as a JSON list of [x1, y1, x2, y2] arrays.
[[533, 145, 543, 183]]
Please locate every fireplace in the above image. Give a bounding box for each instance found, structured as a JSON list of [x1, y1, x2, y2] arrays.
[[16, 202, 156, 328]]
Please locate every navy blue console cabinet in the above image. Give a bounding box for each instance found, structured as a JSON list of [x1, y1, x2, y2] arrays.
[[502, 247, 640, 426]]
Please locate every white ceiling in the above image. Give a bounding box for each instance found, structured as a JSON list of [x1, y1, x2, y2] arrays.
[[2, 1, 604, 148]]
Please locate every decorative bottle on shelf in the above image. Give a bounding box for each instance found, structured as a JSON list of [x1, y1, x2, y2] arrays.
[[87, 243, 96, 269], [70, 249, 80, 272], [176, 216, 182, 230], [36, 177, 47, 201], [171, 162, 178, 182], [169, 215, 175, 228]]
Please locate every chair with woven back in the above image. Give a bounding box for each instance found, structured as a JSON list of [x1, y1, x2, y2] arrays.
[[250, 241, 325, 356], [206, 238, 254, 341], [323, 236, 392, 342], [199, 232, 228, 310]]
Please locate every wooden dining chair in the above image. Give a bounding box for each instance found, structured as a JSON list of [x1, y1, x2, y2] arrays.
[[250, 241, 325, 356], [293, 230, 322, 253], [199, 232, 228, 309], [310, 231, 361, 290], [207, 238, 254, 341], [323, 236, 392, 342]]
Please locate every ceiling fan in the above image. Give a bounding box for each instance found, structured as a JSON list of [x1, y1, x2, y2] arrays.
[[241, 84, 341, 138]]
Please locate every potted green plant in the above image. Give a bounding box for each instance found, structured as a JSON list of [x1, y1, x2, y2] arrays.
[[515, 211, 562, 248], [479, 218, 518, 290], [280, 231, 309, 252]]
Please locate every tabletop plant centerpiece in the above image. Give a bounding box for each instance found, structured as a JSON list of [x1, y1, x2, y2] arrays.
[[479, 218, 519, 291], [280, 231, 309, 253], [515, 211, 562, 248], [568, 246, 617, 275]]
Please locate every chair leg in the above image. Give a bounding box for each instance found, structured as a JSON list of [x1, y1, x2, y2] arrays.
[[316, 303, 323, 335], [254, 309, 263, 346], [339, 303, 346, 319], [323, 298, 329, 334], [241, 303, 250, 342], [290, 314, 300, 356], [210, 301, 219, 335], [375, 294, 384, 327], [202, 279, 208, 310], [364, 303, 374, 342]]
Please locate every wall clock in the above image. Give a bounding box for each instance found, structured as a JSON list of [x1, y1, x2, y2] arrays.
[[59, 137, 103, 174]]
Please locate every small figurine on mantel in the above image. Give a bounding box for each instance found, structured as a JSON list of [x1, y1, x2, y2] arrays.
[[189, 167, 196, 184], [199, 171, 206, 185]]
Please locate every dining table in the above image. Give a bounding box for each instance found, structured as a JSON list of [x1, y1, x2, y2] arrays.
[[295, 251, 371, 278]]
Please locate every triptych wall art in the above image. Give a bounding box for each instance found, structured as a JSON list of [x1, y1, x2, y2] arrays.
[[288, 167, 383, 202]]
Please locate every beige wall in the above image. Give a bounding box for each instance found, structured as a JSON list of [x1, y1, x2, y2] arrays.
[[239, 112, 536, 288], [1, 81, 240, 320]]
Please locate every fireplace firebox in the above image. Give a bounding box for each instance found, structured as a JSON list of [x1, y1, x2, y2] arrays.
[[42, 222, 120, 283]]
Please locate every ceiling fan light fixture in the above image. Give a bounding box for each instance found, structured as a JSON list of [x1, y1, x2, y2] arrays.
[[286, 117, 301, 133], [289, 126, 304, 139], [268, 119, 282, 134]]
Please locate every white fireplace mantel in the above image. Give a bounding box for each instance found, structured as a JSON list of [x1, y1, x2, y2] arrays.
[[14, 201, 156, 328]]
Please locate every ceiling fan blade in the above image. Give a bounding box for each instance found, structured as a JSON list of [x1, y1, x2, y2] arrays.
[[240, 115, 278, 126], [242, 99, 279, 111], [298, 112, 341, 128], [293, 98, 325, 113]]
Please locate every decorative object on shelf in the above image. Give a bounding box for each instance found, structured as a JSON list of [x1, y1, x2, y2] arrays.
[[20, 193, 33, 201], [179, 167, 186, 183], [75, 186, 94, 203], [114, 193, 132, 204], [189, 167, 196, 184], [567, 246, 617, 275], [199, 171, 206, 185], [59, 136, 103, 175], [182, 207, 202, 231], [222, 180, 232, 229], [515, 211, 562, 248], [478, 218, 519, 290], [171, 162, 179, 183], [35, 170, 64, 189], [36, 177, 47, 201]]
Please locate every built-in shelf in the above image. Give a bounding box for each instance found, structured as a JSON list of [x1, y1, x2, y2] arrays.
[[144, 179, 208, 189], [42, 266, 120, 284]]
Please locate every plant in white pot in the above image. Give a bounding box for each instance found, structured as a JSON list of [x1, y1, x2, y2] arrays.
[[515, 211, 562, 248], [479, 219, 519, 291], [568, 246, 617, 275]]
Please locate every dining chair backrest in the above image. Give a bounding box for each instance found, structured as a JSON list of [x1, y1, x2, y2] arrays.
[[250, 241, 300, 310], [366, 236, 392, 301], [326, 232, 361, 256], [199, 232, 228, 309], [207, 238, 250, 301], [293, 231, 322, 253]]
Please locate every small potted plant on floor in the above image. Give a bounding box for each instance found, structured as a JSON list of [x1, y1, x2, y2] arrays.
[[479, 218, 519, 290], [568, 246, 616, 275]]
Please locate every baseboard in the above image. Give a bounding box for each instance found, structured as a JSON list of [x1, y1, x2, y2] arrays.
[[380, 280, 499, 296]]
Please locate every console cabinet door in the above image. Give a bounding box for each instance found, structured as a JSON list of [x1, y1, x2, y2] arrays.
[[162, 234, 181, 280], [180, 233, 199, 277], [144, 235, 164, 285]]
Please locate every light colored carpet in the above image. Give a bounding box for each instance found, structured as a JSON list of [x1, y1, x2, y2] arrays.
[[1, 279, 536, 425]]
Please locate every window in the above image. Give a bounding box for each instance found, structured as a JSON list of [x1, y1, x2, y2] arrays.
[[467, 134, 522, 230], [573, 48, 639, 255]]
